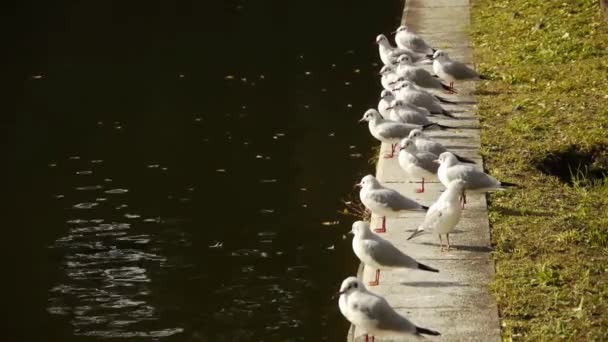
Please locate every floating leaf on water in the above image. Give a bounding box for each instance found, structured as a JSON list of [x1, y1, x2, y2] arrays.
[[76, 170, 93, 175], [105, 188, 128, 194], [321, 221, 339, 226], [224, 75, 235, 80], [216, 169, 226, 173], [73, 203, 98, 209], [326, 245, 335, 250], [124, 214, 140, 219], [260, 209, 275, 214], [209, 242, 223, 248], [260, 179, 277, 183]]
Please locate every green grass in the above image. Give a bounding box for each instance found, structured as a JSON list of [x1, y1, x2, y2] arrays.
[[470, 0, 608, 340]]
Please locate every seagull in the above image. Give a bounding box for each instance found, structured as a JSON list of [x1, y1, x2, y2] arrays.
[[408, 129, 476, 164], [407, 179, 465, 250], [359, 109, 438, 158], [379, 65, 399, 91], [376, 34, 425, 66], [436, 152, 517, 207], [432, 50, 490, 91], [338, 276, 441, 342], [395, 54, 455, 93], [350, 221, 438, 286], [393, 81, 456, 117], [357, 174, 428, 233], [387, 100, 434, 126], [377, 90, 396, 118], [398, 138, 439, 193], [394, 25, 435, 55]]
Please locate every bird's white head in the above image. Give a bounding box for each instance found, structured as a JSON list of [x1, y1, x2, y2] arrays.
[[408, 128, 425, 140], [397, 54, 412, 65], [350, 220, 371, 237], [388, 99, 406, 110], [359, 109, 382, 123], [379, 65, 394, 75], [436, 152, 459, 166], [357, 174, 379, 189], [375, 34, 389, 45], [399, 137, 417, 153], [380, 89, 394, 100], [339, 276, 365, 295], [433, 50, 448, 60]]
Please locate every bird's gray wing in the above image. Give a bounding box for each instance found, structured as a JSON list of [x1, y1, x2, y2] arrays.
[[369, 296, 417, 334], [415, 152, 440, 173], [377, 122, 411, 140], [411, 36, 432, 53], [413, 68, 440, 88], [444, 61, 479, 79], [448, 165, 500, 190], [370, 189, 423, 211], [364, 239, 417, 268]]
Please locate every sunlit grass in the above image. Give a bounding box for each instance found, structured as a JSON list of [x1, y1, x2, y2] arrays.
[[471, 0, 608, 339]]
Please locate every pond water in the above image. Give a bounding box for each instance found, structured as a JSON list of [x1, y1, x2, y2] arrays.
[[14, 0, 403, 340]]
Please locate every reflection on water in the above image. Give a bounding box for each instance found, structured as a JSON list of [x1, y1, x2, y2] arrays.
[[47, 175, 183, 338]]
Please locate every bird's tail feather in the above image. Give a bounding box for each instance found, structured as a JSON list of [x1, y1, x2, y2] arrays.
[[440, 82, 457, 93], [455, 154, 476, 164], [500, 181, 518, 188], [417, 262, 439, 273], [407, 229, 424, 241], [416, 327, 441, 336], [435, 95, 457, 104], [479, 74, 491, 80], [437, 123, 456, 130], [441, 109, 457, 118]]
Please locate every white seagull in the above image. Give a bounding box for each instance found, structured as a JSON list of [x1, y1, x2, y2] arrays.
[[398, 138, 439, 193], [338, 277, 441, 341], [357, 174, 428, 233], [408, 129, 476, 164], [350, 220, 438, 286], [394, 25, 435, 55], [395, 54, 454, 93], [359, 109, 437, 158], [407, 179, 466, 250], [432, 50, 489, 91], [436, 152, 517, 207]]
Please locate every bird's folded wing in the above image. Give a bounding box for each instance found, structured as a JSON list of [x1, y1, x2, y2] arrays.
[[377, 123, 409, 140], [365, 239, 416, 268], [370, 190, 419, 210], [445, 61, 479, 79]]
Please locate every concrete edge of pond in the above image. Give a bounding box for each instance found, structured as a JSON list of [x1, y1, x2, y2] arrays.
[[346, 0, 501, 340]]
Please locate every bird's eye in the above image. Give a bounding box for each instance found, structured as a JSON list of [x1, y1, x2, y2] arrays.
[[353, 283, 358, 288]]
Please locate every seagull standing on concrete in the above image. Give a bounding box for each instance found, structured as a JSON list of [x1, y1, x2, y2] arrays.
[[432, 50, 490, 91], [359, 109, 437, 158], [395, 55, 454, 92], [394, 25, 435, 55], [350, 221, 438, 286], [393, 81, 456, 117], [338, 277, 441, 342], [408, 129, 476, 164], [378, 90, 396, 118], [436, 152, 517, 207], [357, 174, 428, 233], [398, 138, 439, 193], [407, 179, 465, 250], [376, 34, 424, 66]]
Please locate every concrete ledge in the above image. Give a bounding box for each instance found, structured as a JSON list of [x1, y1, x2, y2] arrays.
[[348, 0, 500, 340]]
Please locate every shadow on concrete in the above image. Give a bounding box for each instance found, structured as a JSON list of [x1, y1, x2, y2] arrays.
[[399, 281, 468, 288], [416, 241, 493, 253]]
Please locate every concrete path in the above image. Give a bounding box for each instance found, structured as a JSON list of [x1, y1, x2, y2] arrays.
[[348, 0, 501, 341]]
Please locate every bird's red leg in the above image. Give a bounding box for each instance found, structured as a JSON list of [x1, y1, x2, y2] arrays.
[[384, 143, 396, 158], [461, 193, 467, 209], [374, 217, 386, 233], [450, 81, 454, 93], [415, 177, 425, 193], [368, 269, 381, 286], [365, 334, 369, 342]]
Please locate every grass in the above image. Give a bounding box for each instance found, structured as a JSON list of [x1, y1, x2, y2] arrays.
[[470, 0, 608, 340]]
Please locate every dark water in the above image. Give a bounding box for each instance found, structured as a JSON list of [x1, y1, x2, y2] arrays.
[[14, 0, 402, 340]]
